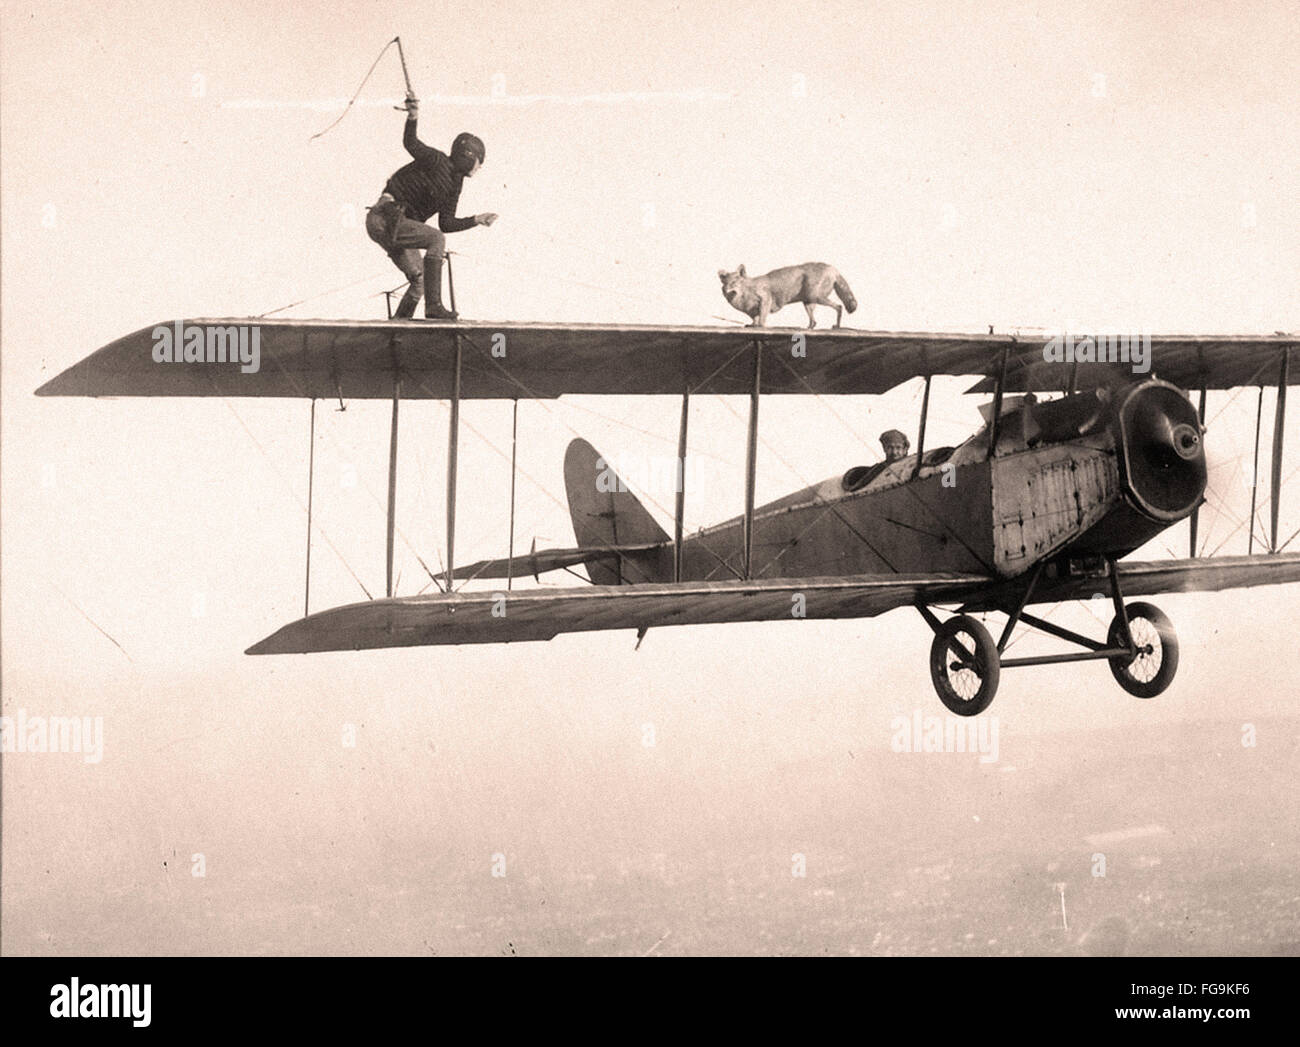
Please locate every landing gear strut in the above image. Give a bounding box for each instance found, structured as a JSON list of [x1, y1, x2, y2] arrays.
[[916, 559, 1180, 715]]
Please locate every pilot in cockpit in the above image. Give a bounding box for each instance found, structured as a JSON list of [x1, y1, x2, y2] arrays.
[[880, 429, 911, 462]]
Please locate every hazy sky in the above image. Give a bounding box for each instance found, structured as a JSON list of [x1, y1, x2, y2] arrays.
[[3, 0, 1298, 953]]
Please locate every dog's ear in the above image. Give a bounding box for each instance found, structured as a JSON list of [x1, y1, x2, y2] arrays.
[[717, 269, 729, 280], [738, 264, 747, 276]]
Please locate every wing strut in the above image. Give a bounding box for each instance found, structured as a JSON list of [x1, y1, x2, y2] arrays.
[[674, 386, 689, 582], [304, 398, 316, 616], [1189, 385, 1206, 557], [445, 333, 463, 593], [987, 345, 1010, 459], [913, 373, 932, 480], [1250, 384, 1264, 554], [507, 398, 518, 590], [1270, 347, 1289, 551], [386, 377, 401, 597], [742, 339, 762, 578]]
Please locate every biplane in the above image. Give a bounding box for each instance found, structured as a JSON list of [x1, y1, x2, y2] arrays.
[[37, 319, 1300, 716]]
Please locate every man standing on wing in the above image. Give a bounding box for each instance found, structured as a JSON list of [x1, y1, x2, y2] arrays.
[[366, 95, 497, 320]]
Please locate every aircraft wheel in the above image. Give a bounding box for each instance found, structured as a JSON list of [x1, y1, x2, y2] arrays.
[[1107, 601, 1179, 698], [929, 614, 1000, 716]]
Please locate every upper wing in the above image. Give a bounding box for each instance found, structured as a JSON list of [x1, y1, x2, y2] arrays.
[[38, 318, 1297, 400], [968, 335, 1296, 393], [246, 571, 989, 654]]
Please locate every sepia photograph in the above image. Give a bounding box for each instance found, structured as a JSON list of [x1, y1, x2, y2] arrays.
[[2, 0, 1298, 994]]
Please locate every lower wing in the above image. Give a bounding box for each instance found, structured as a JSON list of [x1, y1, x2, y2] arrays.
[[246, 553, 1300, 655], [960, 552, 1300, 611], [247, 572, 987, 654]]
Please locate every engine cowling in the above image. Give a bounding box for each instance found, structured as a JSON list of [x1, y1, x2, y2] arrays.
[[1112, 380, 1207, 522]]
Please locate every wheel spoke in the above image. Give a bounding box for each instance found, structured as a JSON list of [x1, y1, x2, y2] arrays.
[[945, 632, 983, 701], [1123, 619, 1163, 683]]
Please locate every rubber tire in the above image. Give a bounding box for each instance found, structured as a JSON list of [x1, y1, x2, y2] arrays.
[[929, 614, 1001, 717], [1107, 601, 1179, 699]]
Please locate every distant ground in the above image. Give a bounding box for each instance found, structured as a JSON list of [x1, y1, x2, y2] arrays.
[[6, 717, 1299, 956]]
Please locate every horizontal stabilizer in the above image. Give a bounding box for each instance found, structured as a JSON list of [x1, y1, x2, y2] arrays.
[[451, 542, 666, 580]]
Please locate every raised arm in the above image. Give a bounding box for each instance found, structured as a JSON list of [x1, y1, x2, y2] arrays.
[[402, 108, 440, 163]]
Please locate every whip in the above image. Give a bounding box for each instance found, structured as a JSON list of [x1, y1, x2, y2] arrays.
[[309, 36, 417, 142]]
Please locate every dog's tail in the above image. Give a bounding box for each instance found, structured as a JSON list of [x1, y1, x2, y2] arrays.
[[833, 272, 858, 313]]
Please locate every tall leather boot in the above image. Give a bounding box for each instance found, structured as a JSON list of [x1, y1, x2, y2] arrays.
[[423, 251, 458, 320]]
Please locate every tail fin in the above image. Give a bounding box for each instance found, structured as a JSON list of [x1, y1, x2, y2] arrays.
[[833, 274, 858, 313], [564, 439, 673, 584]]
